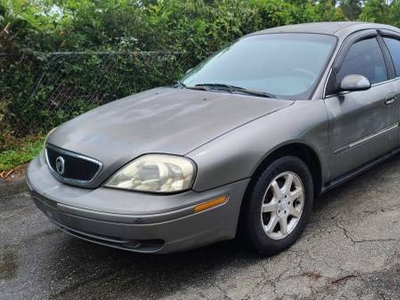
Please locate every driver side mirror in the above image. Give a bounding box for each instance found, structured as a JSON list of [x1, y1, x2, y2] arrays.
[[340, 74, 371, 92]]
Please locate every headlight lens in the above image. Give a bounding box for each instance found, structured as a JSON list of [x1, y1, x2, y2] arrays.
[[104, 154, 196, 193]]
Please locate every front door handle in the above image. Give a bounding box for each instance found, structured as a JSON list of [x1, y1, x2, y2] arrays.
[[385, 93, 397, 105]]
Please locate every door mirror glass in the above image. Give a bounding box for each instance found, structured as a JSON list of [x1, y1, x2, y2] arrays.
[[340, 74, 371, 92]]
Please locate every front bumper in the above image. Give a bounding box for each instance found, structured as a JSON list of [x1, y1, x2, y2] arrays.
[[26, 154, 249, 253]]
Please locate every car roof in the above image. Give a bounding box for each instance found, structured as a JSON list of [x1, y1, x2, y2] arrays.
[[248, 22, 400, 38]]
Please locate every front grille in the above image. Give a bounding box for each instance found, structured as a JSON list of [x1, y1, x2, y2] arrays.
[[46, 144, 102, 183]]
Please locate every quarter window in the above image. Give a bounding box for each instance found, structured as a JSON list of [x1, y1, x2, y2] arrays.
[[383, 37, 400, 77], [337, 38, 388, 84]]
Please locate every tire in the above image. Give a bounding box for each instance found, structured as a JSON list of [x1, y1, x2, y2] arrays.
[[240, 156, 314, 256]]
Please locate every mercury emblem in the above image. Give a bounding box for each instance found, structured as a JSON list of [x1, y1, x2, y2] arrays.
[[55, 156, 65, 175]]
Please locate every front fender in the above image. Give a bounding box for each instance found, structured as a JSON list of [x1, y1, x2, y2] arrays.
[[186, 100, 330, 192]]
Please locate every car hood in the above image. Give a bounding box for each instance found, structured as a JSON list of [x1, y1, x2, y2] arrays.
[[48, 87, 293, 184]]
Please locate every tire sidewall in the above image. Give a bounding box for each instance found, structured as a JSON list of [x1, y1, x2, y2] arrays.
[[244, 156, 314, 255]]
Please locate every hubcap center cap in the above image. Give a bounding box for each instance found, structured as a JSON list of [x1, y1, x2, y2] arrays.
[[277, 196, 290, 217]]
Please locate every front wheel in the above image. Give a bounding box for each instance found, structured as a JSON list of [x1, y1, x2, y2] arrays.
[[240, 156, 314, 256]]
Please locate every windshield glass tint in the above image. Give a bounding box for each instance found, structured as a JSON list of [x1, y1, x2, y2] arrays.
[[181, 34, 337, 99]]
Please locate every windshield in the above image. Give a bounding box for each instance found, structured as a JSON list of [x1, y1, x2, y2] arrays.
[[181, 33, 337, 99]]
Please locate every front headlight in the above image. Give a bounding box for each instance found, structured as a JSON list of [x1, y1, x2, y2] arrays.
[[104, 154, 196, 193]]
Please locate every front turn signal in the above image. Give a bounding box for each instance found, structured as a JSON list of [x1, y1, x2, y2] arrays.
[[194, 195, 228, 213]]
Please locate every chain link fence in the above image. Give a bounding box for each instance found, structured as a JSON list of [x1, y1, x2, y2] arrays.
[[0, 51, 194, 137]]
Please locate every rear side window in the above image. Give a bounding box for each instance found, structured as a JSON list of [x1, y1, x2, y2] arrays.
[[337, 38, 388, 84], [383, 37, 400, 77]]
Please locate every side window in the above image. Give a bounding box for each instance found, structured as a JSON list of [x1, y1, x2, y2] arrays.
[[337, 38, 388, 84], [383, 37, 400, 77]]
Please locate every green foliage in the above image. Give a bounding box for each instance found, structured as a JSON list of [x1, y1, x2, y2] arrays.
[[358, 0, 389, 23], [251, 0, 295, 28], [387, 0, 400, 28], [0, 0, 27, 51], [1, 51, 191, 136], [0, 0, 349, 54], [340, 0, 362, 20], [0, 97, 9, 128], [0, 131, 44, 171], [1, 0, 400, 172]]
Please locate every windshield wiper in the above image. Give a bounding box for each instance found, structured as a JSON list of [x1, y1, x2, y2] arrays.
[[192, 83, 276, 98], [174, 81, 187, 88]]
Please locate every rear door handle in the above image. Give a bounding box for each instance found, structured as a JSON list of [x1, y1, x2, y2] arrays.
[[385, 93, 397, 105]]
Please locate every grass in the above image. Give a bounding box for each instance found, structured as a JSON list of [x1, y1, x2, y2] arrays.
[[0, 133, 45, 172]]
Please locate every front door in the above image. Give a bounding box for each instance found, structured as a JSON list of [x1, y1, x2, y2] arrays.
[[324, 34, 399, 180]]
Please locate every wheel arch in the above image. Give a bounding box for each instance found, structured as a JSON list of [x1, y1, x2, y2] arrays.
[[237, 143, 320, 253], [237, 143, 322, 235], [248, 143, 323, 199]]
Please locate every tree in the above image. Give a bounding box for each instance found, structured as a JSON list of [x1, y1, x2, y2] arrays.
[[0, 0, 29, 51], [340, 0, 362, 20], [388, 0, 400, 27], [359, 0, 389, 23]]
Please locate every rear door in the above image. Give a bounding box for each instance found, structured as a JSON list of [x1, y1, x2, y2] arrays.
[[324, 30, 399, 180], [380, 31, 400, 142]]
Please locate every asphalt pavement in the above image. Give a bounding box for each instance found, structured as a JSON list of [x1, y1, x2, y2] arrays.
[[2, 156, 400, 300]]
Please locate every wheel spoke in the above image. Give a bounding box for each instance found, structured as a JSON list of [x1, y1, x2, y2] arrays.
[[262, 202, 276, 213], [259, 169, 307, 241], [290, 187, 303, 201], [271, 180, 283, 199], [289, 205, 301, 218], [265, 214, 279, 234], [283, 173, 294, 193], [279, 216, 288, 235]]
